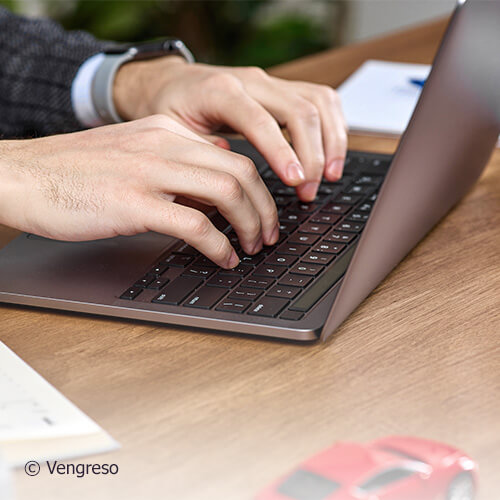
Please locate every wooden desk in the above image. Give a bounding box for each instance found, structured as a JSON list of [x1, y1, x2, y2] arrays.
[[2, 18, 499, 500]]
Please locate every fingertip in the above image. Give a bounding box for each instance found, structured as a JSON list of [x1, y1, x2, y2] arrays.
[[225, 249, 240, 269], [285, 162, 306, 185], [296, 181, 320, 202], [326, 158, 345, 181]]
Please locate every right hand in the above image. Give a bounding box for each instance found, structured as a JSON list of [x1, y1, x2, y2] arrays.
[[0, 115, 280, 268]]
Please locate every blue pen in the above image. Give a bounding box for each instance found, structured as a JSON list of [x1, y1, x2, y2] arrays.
[[409, 77, 426, 88]]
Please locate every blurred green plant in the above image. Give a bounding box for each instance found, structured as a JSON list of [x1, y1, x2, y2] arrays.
[[1, 0, 335, 67]]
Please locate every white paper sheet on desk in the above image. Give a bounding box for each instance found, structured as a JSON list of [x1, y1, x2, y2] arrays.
[[338, 59, 500, 146], [0, 341, 119, 466]]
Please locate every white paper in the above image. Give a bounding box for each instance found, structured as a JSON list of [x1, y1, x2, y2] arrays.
[[338, 59, 431, 136], [0, 342, 118, 467], [0, 342, 100, 442], [338, 59, 500, 146]]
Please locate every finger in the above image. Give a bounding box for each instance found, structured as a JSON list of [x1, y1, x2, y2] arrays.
[[260, 91, 326, 202], [148, 135, 279, 247], [297, 84, 348, 182], [150, 161, 264, 255], [143, 199, 240, 269], [204, 74, 306, 187]]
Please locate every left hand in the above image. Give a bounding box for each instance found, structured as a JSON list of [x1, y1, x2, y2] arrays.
[[113, 56, 348, 202]]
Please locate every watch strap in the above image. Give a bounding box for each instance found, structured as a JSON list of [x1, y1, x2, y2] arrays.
[[91, 48, 137, 125]]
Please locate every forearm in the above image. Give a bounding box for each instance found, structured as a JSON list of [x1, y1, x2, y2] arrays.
[[0, 8, 109, 138]]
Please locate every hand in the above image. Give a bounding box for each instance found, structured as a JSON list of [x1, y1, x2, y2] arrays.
[[114, 57, 348, 201], [0, 115, 280, 268]]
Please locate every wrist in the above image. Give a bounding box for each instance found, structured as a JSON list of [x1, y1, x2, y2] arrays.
[[113, 55, 188, 121], [0, 142, 27, 228]]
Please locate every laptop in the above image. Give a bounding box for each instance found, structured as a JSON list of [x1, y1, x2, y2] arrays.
[[0, 0, 498, 342]]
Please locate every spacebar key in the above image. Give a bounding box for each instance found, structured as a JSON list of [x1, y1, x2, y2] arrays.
[[153, 276, 203, 305], [288, 245, 356, 313]]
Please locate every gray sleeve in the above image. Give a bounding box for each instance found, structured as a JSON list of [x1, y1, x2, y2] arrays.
[[0, 7, 112, 138]]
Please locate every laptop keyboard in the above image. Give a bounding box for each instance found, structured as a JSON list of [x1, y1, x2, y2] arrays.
[[119, 151, 391, 321]]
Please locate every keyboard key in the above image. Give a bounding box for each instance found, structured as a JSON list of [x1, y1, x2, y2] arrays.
[[146, 278, 170, 290], [267, 285, 301, 299], [347, 184, 375, 195], [194, 256, 218, 267], [368, 193, 378, 202], [219, 264, 253, 277], [298, 222, 330, 235], [228, 287, 263, 301], [336, 221, 365, 233], [120, 287, 143, 300], [287, 234, 319, 246], [279, 274, 313, 288], [302, 252, 336, 265], [290, 263, 323, 276], [321, 202, 351, 215], [310, 214, 341, 225], [174, 243, 199, 256], [276, 242, 309, 256], [356, 174, 383, 185], [280, 212, 309, 224], [357, 202, 373, 212], [274, 195, 292, 207], [312, 242, 346, 254], [241, 277, 275, 289], [148, 264, 168, 276], [134, 275, 154, 288], [278, 221, 298, 233], [280, 310, 304, 321], [324, 231, 357, 243], [288, 201, 319, 213], [253, 264, 287, 278], [272, 185, 296, 196], [240, 253, 265, 266], [265, 254, 298, 267], [247, 297, 289, 317], [184, 286, 228, 309], [163, 254, 194, 267], [207, 274, 241, 288], [153, 276, 203, 305], [346, 211, 369, 222], [216, 299, 250, 313], [181, 266, 216, 279], [334, 194, 362, 205], [317, 184, 339, 195]]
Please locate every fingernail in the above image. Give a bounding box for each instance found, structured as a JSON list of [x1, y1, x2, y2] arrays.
[[327, 158, 345, 180], [227, 250, 240, 269], [300, 181, 320, 201], [286, 163, 306, 184], [267, 223, 280, 245], [251, 237, 263, 255]]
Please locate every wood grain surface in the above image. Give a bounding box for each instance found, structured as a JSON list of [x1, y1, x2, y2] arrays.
[[1, 18, 499, 500]]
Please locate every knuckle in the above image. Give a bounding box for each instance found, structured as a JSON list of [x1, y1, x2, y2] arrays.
[[246, 66, 267, 79], [188, 212, 212, 239], [296, 99, 320, 122], [236, 155, 259, 183], [217, 173, 244, 202], [205, 72, 242, 93], [320, 85, 340, 105]]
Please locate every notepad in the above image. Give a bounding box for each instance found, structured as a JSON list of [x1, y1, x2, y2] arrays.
[[338, 59, 500, 146], [337, 59, 431, 136], [0, 341, 119, 466]]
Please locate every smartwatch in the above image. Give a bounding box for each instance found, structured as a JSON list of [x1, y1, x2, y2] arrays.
[[91, 39, 195, 124]]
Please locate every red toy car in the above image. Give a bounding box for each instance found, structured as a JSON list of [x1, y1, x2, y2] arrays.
[[256, 436, 477, 500]]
